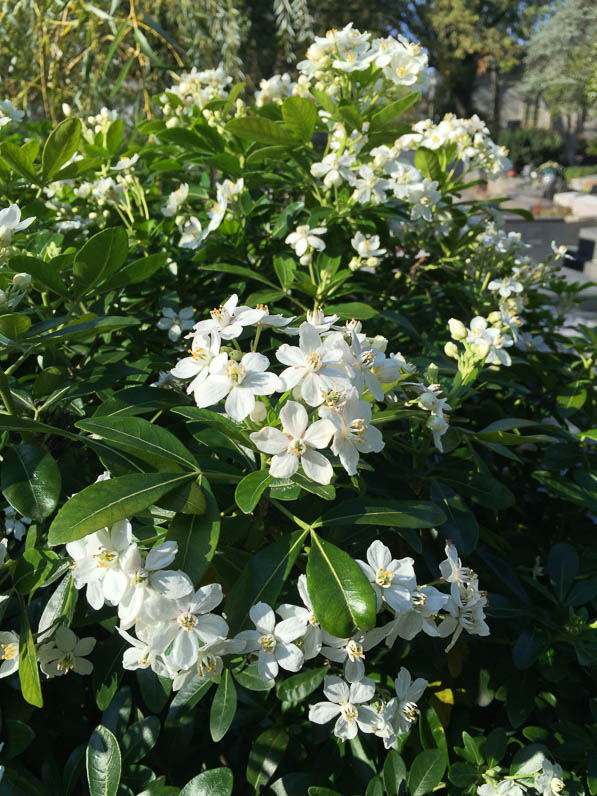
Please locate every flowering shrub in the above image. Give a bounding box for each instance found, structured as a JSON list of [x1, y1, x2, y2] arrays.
[[0, 22, 595, 796]]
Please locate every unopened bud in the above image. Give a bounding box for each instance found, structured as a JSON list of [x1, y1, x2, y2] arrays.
[[250, 402, 267, 422], [444, 342, 459, 359], [448, 318, 466, 340], [487, 311, 501, 324], [228, 349, 243, 362], [12, 272, 31, 289]]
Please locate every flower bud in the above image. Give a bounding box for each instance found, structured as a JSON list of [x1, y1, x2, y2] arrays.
[[370, 335, 388, 353], [250, 402, 267, 422], [444, 342, 459, 359], [12, 272, 31, 289], [448, 318, 466, 340], [348, 256, 361, 272], [487, 311, 501, 324], [228, 349, 243, 362]]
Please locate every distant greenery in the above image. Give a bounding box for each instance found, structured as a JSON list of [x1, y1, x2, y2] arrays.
[[498, 128, 564, 171]]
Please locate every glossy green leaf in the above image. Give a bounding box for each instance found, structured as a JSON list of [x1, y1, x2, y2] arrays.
[[326, 302, 377, 320], [103, 252, 168, 290], [407, 749, 446, 796], [210, 670, 237, 742], [136, 668, 171, 713], [73, 227, 129, 297], [414, 146, 441, 183], [86, 725, 121, 796], [168, 482, 220, 585], [180, 768, 233, 796], [246, 727, 289, 791], [281, 96, 317, 142], [0, 313, 31, 339], [38, 573, 77, 642], [19, 603, 43, 708], [226, 116, 298, 146], [167, 677, 213, 723], [13, 548, 62, 594], [307, 531, 376, 637], [235, 470, 272, 513], [233, 665, 274, 692], [276, 666, 327, 704], [547, 541, 579, 600], [48, 472, 194, 545], [8, 254, 69, 297], [0, 142, 38, 182], [382, 750, 406, 796], [121, 716, 160, 765], [318, 499, 445, 529], [225, 528, 308, 633], [370, 92, 419, 129], [42, 118, 81, 180], [76, 415, 198, 471], [1, 442, 61, 521]]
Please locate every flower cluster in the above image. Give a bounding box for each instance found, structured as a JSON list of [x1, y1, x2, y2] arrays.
[[160, 66, 233, 120]]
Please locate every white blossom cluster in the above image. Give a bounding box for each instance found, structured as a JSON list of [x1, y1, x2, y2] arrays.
[[297, 23, 429, 94], [396, 114, 511, 178], [168, 292, 462, 480], [477, 758, 566, 796], [59, 522, 487, 747], [160, 65, 233, 120], [254, 73, 297, 106], [0, 99, 24, 127], [173, 177, 244, 249]]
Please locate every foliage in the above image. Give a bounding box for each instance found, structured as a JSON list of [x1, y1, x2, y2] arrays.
[[0, 22, 596, 796]]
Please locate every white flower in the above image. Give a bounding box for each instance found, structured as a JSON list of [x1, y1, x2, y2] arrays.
[[285, 225, 327, 257], [118, 624, 170, 675], [276, 323, 349, 406], [535, 760, 565, 795], [356, 541, 416, 613], [439, 541, 475, 585], [250, 400, 335, 484], [409, 179, 440, 222], [3, 506, 31, 541], [0, 204, 35, 246], [162, 183, 189, 217], [319, 387, 384, 476], [192, 294, 264, 340], [389, 667, 427, 734], [320, 628, 386, 683], [448, 318, 467, 341], [516, 332, 549, 352], [237, 601, 304, 681], [66, 519, 136, 610], [178, 216, 204, 249], [550, 240, 573, 261], [193, 351, 280, 421], [113, 153, 139, 171], [427, 414, 449, 452], [277, 574, 322, 660], [172, 636, 246, 689], [477, 782, 524, 796], [283, 308, 340, 337], [0, 631, 19, 678], [309, 675, 377, 740], [311, 153, 356, 188], [152, 583, 229, 670], [0, 99, 24, 126], [117, 541, 194, 629], [255, 73, 296, 106], [255, 304, 295, 328], [487, 276, 523, 299], [38, 626, 96, 678], [157, 306, 195, 342], [170, 333, 222, 396], [351, 232, 386, 259], [351, 166, 390, 204], [438, 577, 489, 651], [342, 333, 400, 400], [384, 586, 449, 644]]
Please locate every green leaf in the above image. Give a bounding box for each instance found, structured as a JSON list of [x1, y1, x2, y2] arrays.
[[18, 602, 43, 708], [172, 406, 248, 444], [42, 118, 81, 181], [318, 499, 445, 529], [0, 313, 31, 340], [106, 118, 123, 155], [414, 147, 441, 183], [1, 443, 61, 521], [291, 472, 335, 501], [419, 706, 448, 756], [407, 749, 446, 796], [121, 716, 160, 765], [168, 482, 220, 586], [547, 542, 579, 600], [180, 768, 233, 796], [210, 669, 237, 742], [53, 155, 102, 181], [225, 528, 308, 633], [382, 750, 406, 796], [326, 302, 377, 320], [0, 142, 38, 182], [226, 116, 298, 146], [276, 666, 327, 704], [198, 262, 278, 288], [167, 677, 213, 723], [587, 754, 597, 795], [448, 762, 479, 788], [233, 665, 274, 692], [48, 472, 194, 545], [13, 548, 62, 594], [76, 416, 197, 471], [93, 635, 127, 711], [246, 727, 289, 792], [73, 227, 129, 298], [86, 725, 121, 796], [430, 482, 479, 555], [102, 686, 132, 738], [556, 382, 587, 418], [103, 252, 168, 290], [281, 97, 317, 142], [235, 470, 272, 513], [309, 87, 336, 115], [307, 531, 376, 637], [136, 668, 171, 713], [38, 573, 77, 642], [513, 628, 545, 670], [8, 254, 69, 297], [370, 93, 419, 129], [509, 744, 547, 777]]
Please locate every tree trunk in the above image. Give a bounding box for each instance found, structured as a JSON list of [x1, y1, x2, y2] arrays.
[[491, 65, 501, 132]]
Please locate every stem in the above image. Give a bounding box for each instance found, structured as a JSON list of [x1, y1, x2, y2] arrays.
[[0, 368, 18, 415], [270, 499, 312, 532]]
